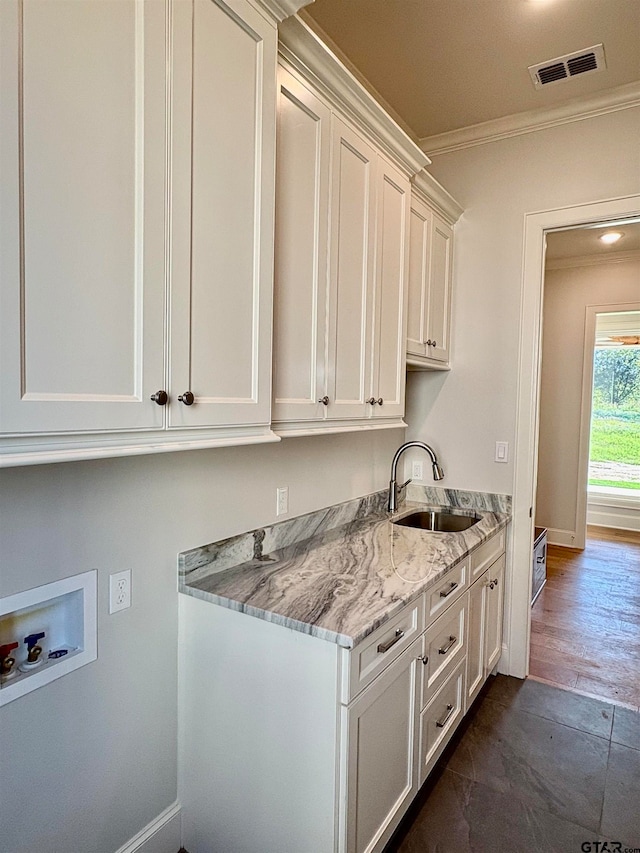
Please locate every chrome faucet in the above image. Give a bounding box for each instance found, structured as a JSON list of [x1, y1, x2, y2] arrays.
[[388, 441, 444, 513]]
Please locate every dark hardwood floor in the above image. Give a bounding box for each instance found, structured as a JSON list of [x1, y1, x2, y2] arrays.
[[530, 525, 640, 710]]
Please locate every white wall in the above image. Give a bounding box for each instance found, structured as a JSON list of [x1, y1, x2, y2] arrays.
[[536, 257, 640, 541], [405, 105, 640, 674], [0, 429, 401, 852]]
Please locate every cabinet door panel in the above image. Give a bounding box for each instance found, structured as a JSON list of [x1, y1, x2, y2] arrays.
[[484, 555, 505, 677], [406, 199, 430, 358], [345, 641, 420, 853], [0, 0, 166, 434], [425, 214, 453, 364], [272, 67, 330, 422], [327, 118, 376, 420], [169, 0, 275, 428], [371, 159, 410, 418], [466, 575, 486, 708]]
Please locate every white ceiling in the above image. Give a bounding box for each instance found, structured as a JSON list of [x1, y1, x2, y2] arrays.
[[546, 221, 640, 260], [303, 0, 640, 143]]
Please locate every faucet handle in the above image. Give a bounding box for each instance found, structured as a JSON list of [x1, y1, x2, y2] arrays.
[[398, 478, 412, 492]]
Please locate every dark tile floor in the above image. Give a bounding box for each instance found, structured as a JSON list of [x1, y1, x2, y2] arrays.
[[386, 675, 640, 853]]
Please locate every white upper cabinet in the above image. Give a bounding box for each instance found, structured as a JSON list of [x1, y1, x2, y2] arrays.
[[272, 65, 331, 424], [406, 174, 462, 370], [0, 0, 167, 436], [325, 116, 377, 422], [169, 0, 276, 431], [273, 17, 425, 435], [0, 0, 308, 466], [370, 156, 410, 420]]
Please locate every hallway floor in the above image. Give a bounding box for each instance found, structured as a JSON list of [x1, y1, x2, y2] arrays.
[[387, 675, 640, 852], [530, 525, 640, 709]]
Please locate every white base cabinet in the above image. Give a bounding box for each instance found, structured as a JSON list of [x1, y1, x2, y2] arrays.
[[344, 639, 421, 853], [466, 551, 506, 709], [179, 528, 507, 853]]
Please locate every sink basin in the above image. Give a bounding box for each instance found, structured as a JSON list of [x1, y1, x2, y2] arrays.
[[393, 510, 480, 532]]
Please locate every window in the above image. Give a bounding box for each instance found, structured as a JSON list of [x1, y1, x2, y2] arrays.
[[588, 311, 640, 495]]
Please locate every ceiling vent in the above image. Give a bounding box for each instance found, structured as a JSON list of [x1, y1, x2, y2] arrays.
[[528, 44, 606, 89]]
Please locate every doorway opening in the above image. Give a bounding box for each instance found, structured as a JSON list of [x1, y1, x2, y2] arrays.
[[529, 223, 640, 706]]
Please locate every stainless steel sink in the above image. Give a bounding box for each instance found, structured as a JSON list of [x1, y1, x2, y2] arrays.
[[393, 509, 480, 532]]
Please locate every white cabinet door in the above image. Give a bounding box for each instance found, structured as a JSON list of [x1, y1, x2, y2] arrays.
[[406, 199, 453, 369], [169, 0, 276, 429], [465, 572, 486, 709], [484, 555, 505, 677], [370, 156, 410, 420], [272, 65, 331, 424], [425, 213, 453, 365], [326, 116, 377, 422], [0, 0, 166, 434], [406, 197, 431, 360], [344, 639, 420, 853]]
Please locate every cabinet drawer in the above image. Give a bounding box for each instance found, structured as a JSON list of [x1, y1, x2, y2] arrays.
[[425, 559, 468, 622], [470, 529, 505, 582], [421, 593, 466, 709], [343, 597, 424, 704], [418, 658, 466, 785]]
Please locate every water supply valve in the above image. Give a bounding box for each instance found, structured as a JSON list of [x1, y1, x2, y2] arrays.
[[0, 642, 19, 681], [19, 631, 46, 672]]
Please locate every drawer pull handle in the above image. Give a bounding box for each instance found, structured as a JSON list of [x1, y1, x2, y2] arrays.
[[417, 655, 429, 665], [439, 582, 458, 598], [377, 629, 405, 654], [435, 703, 455, 728], [438, 635, 457, 655]]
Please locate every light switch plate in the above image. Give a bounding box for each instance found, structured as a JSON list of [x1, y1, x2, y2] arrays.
[[495, 441, 509, 463]]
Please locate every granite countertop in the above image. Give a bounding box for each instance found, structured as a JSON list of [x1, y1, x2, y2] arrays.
[[179, 487, 511, 649]]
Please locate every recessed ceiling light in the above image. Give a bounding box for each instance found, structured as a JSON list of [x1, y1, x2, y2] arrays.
[[599, 231, 623, 245]]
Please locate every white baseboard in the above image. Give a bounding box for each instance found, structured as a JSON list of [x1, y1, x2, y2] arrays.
[[115, 801, 181, 853], [546, 527, 579, 548], [587, 505, 640, 532], [587, 491, 640, 532]]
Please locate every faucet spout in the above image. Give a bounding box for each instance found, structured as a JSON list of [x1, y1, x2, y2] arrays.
[[388, 441, 444, 513]]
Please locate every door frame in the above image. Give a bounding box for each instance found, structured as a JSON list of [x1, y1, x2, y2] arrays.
[[505, 194, 640, 679]]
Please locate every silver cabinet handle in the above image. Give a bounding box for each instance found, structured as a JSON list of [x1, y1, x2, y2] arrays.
[[439, 581, 458, 598], [435, 703, 455, 728], [438, 635, 457, 655], [416, 654, 429, 665], [318, 396, 329, 405], [377, 628, 404, 654]]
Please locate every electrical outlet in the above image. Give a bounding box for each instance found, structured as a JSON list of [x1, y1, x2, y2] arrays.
[[109, 570, 131, 614], [411, 461, 424, 481], [276, 486, 289, 516]]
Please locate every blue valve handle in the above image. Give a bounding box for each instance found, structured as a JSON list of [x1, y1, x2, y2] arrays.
[[24, 631, 45, 649]]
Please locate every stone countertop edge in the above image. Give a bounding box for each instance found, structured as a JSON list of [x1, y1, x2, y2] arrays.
[[178, 489, 511, 650]]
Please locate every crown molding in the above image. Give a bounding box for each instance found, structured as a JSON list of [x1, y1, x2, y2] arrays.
[[545, 249, 640, 271], [412, 170, 463, 225], [419, 81, 640, 156], [255, 0, 314, 24], [278, 15, 430, 176]]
